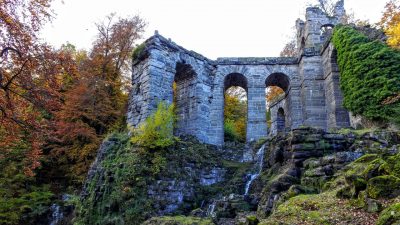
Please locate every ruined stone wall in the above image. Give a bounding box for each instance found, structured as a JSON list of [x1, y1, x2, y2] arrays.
[[322, 42, 350, 129], [212, 60, 299, 143], [128, 35, 215, 143], [128, 3, 351, 146], [269, 98, 289, 136]]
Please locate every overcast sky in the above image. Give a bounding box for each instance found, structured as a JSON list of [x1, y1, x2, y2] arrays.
[[41, 0, 388, 59]]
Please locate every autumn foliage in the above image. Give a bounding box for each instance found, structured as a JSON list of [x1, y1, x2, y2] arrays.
[[0, 0, 146, 223], [224, 87, 247, 142], [380, 0, 400, 48], [45, 14, 146, 185]]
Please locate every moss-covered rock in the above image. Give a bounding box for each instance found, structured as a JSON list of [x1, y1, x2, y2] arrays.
[[377, 203, 400, 225], [142, 216, 214, 225], [245, 215, 259, 225], [367, 175, 400, 199], [362, 158, 391, 180], [260, 191, 379, 225], [387, 153, 400, 176]]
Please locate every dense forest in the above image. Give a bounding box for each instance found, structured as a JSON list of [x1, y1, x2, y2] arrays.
[[0, 0, 400, 224]]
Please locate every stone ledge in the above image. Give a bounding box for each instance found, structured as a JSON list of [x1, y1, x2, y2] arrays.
[[216, 57, 298, 65]]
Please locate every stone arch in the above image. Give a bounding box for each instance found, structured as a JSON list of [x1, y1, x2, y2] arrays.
[[265, 72, 290, 93], [265, 72, 291, 136], [277, 108, 285, 133], [224, 73, 248, 91], [321, 24, 334, 31], [320, 24, 335, 37], [173, 62, 198, 136], [223, 73, 248, 142]]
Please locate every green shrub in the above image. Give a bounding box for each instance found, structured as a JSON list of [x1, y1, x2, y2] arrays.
[[131, 102, 176, 149], [332, 25, 400, 125], [132, 43, 146, 60], [0, 139, 54, 225], [224, 119, 239, 142]]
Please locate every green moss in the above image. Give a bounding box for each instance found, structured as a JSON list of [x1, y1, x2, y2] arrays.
[[260, 192, 346, 225], [336, 128, 375, 136], [387, 153, 400, 176], [220, 160, 252, 195], [75, 131, 155, 225], [354, 154, 378, 163], [253, 138, 268, 150], [142, 216, 214, 225], [246, 215, 259, 225], [367, 175, 400, 199], [377, 203, 400, 225], [362, 158, 391, 179]]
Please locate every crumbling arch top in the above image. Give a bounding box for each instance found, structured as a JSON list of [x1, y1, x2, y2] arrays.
[[175, 62, 197, 81]]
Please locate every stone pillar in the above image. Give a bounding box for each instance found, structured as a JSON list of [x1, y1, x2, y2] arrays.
[[208, 84, 224, 146], [128, 49, 173, 128], [128, 57, 152, 127], [288, 86, 303, 128], [300, 55, 327, 129], [247, 86, 268, 142], [322, 43, 350, 129]]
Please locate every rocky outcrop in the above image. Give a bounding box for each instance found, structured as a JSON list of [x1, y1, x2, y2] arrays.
[[78, 128, 400, 225], [255, 127, 400, 218]]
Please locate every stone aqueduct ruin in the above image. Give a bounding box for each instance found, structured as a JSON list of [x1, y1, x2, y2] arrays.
[[128, 1, 351, 146]]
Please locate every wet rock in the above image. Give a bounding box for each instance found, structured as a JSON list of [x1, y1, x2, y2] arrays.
[[200, 168, 226, 186]]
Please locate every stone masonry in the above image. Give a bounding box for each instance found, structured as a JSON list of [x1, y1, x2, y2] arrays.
[[128, 0, 350, 146]]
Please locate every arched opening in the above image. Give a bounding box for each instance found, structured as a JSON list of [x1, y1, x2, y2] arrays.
[[224, 73, 248, 143], [320, 24, 334, 35], [265, 73, 290, 134], [173, 62, 197, 136], [277, 108, 285, 133]]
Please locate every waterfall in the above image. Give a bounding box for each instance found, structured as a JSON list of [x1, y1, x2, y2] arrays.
[[49, 204, 63, 225], [244, 144, 265, 195], [206, 201, 216, 217], [48, 194, 70, 225]]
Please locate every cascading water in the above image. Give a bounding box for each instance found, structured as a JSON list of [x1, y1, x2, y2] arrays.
[[244, 144, 265, 195], [206, 201, 217, 217], [48, 194, 70, 225], [49, 204, 63, 225]]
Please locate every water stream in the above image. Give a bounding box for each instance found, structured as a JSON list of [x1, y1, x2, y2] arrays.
[[206, 201, 217, 217], [48, 194, 70, 225], [244, 144, 265, 195], [49, 204, 63, 225]]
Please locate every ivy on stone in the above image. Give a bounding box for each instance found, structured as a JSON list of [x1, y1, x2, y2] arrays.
[[332, 25, 400, 125]]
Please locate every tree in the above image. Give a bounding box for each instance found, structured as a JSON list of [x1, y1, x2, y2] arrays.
[[0, 0, 64, 175], [380, 0, 400, 49], [315, 0, 341, 16], [92, 13, 146, 82], [224, 87, 247, 142], [45, 14, 146, 185], [280, 39, 297, 57], [266, 86, 285, 107]]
